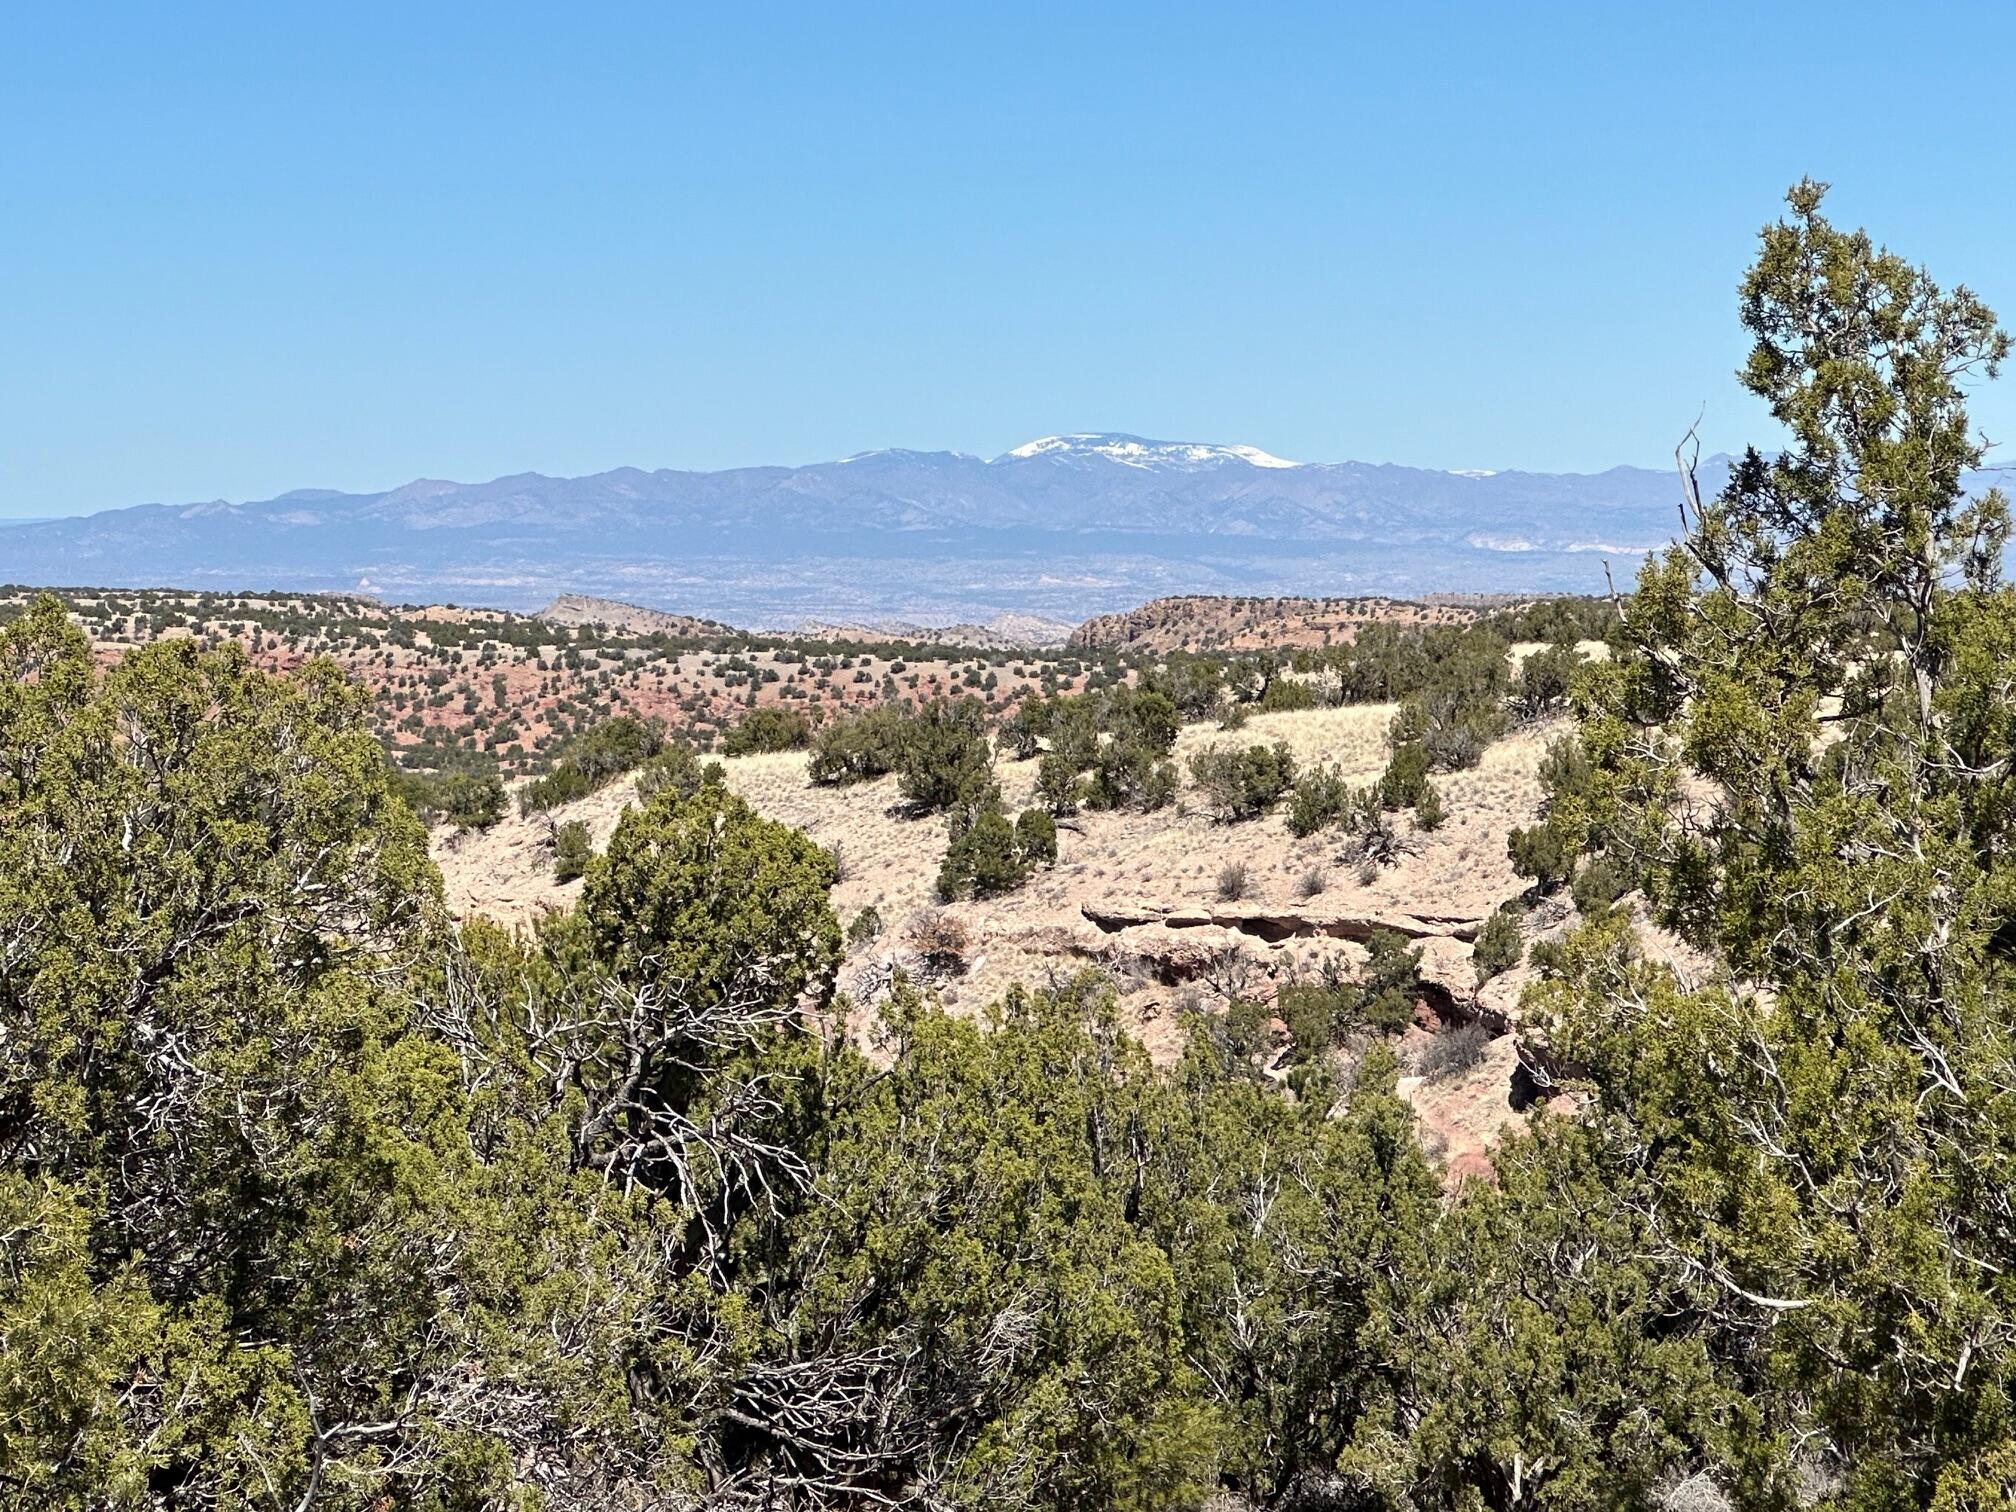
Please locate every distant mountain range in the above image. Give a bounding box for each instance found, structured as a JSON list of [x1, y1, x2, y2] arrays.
[[2, 433, 1739, 623]]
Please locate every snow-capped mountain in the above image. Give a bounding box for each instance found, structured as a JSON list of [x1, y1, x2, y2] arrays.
[[999, 434, 1303, 470], [1, 436, 1757, 622]]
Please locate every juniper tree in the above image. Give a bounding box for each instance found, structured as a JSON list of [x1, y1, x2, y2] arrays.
[[1528, 181, 2016, 1504], [0, 599, 677, 1509]]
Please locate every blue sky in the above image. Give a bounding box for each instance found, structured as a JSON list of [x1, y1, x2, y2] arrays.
[[5, 1, 2013, 518]]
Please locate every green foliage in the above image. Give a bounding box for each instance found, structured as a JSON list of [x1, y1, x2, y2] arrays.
[[720, 703, 813, 755], [1338, 627, 1518, 784], [1274, 933, 1423, 1060], [1042, 694, 1102, 769], [1414, 780, 1445, 830], [1473, 901, 1525, 983], [1538, 728, 1593, 798], [1508, 815, 1576, 890], [1274, 978, 1354, 1055], [1379, 1114, 1752, 1508], [1085, 733, 1178, 812], [1569, 849, 1631, 919], [552, 817, 593, 881], [582, 780, 840, 999], [0, 1174, 173, 1508], [897, 697, 998, 814], [1378, 739, 1431, 809], [1507, 733, 1597, 890], [1036, 749, 1085, 814], [405, 764, 508, 827], [790, 980, 1441, 1509], [1514, 640, 1584, 717], [521, 712, 667, 812], [1513, 182, 2016, 1500], [936, 806, 1026, 900], [846, 903, 884, 948], [0, 601, 586, 1508], [938, 801, 1058, 900], [1483, 595, 1620, 645], [1420, 699, 1504, 771], [1188, 740, 1297, 822], [1286, 760, 1352, 836], [993, 701, 1044, 760], [1122, 688, 1181, 751], [1258, 674, 1316, 712], [1013, 686, 1183, 817], [1139, 653, 1224, 719], [1015, 805, 1058, 864], [632, 739, 709, 803], [1302, 620, 1519, 763], [1359, 928, 1425, 1032], [808, 702, 912, 784]]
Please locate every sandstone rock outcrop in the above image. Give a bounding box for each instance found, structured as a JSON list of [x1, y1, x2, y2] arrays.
[[1081, 897, 1486, 944]]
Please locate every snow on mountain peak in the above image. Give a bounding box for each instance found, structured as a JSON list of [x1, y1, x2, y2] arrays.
[[999, 434, 1302, 470]]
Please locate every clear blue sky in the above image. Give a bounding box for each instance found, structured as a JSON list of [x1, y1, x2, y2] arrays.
[[5, 1, 2014, 518]]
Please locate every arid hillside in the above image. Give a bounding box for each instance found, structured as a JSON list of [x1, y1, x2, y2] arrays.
[[536, 593, 738, 637], [1066, 593, 1491, 653], [4, 584, 1100, 776], [11, 583, 1538, 779], [432, 700, 1592, 1184]]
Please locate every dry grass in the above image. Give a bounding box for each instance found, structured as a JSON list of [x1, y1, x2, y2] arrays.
[[435, 702, 1564, 1042]]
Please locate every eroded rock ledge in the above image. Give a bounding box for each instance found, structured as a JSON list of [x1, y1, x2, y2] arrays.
[[1080, 897, 1486, 944]]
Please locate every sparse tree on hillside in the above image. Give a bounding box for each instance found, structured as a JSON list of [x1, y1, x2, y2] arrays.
[[582, 780, 840, 1002], [896, 697, 997, 814], [553, 816, 594, 880], [1188, 740, 1297, 822], [720, 704, 812, 755]]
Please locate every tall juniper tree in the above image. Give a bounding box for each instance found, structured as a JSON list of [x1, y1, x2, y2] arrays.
[[1526, 180, 2016, 1506]]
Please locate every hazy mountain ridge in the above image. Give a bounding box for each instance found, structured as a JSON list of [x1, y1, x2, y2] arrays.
[[3, 434, 1740, 621]]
